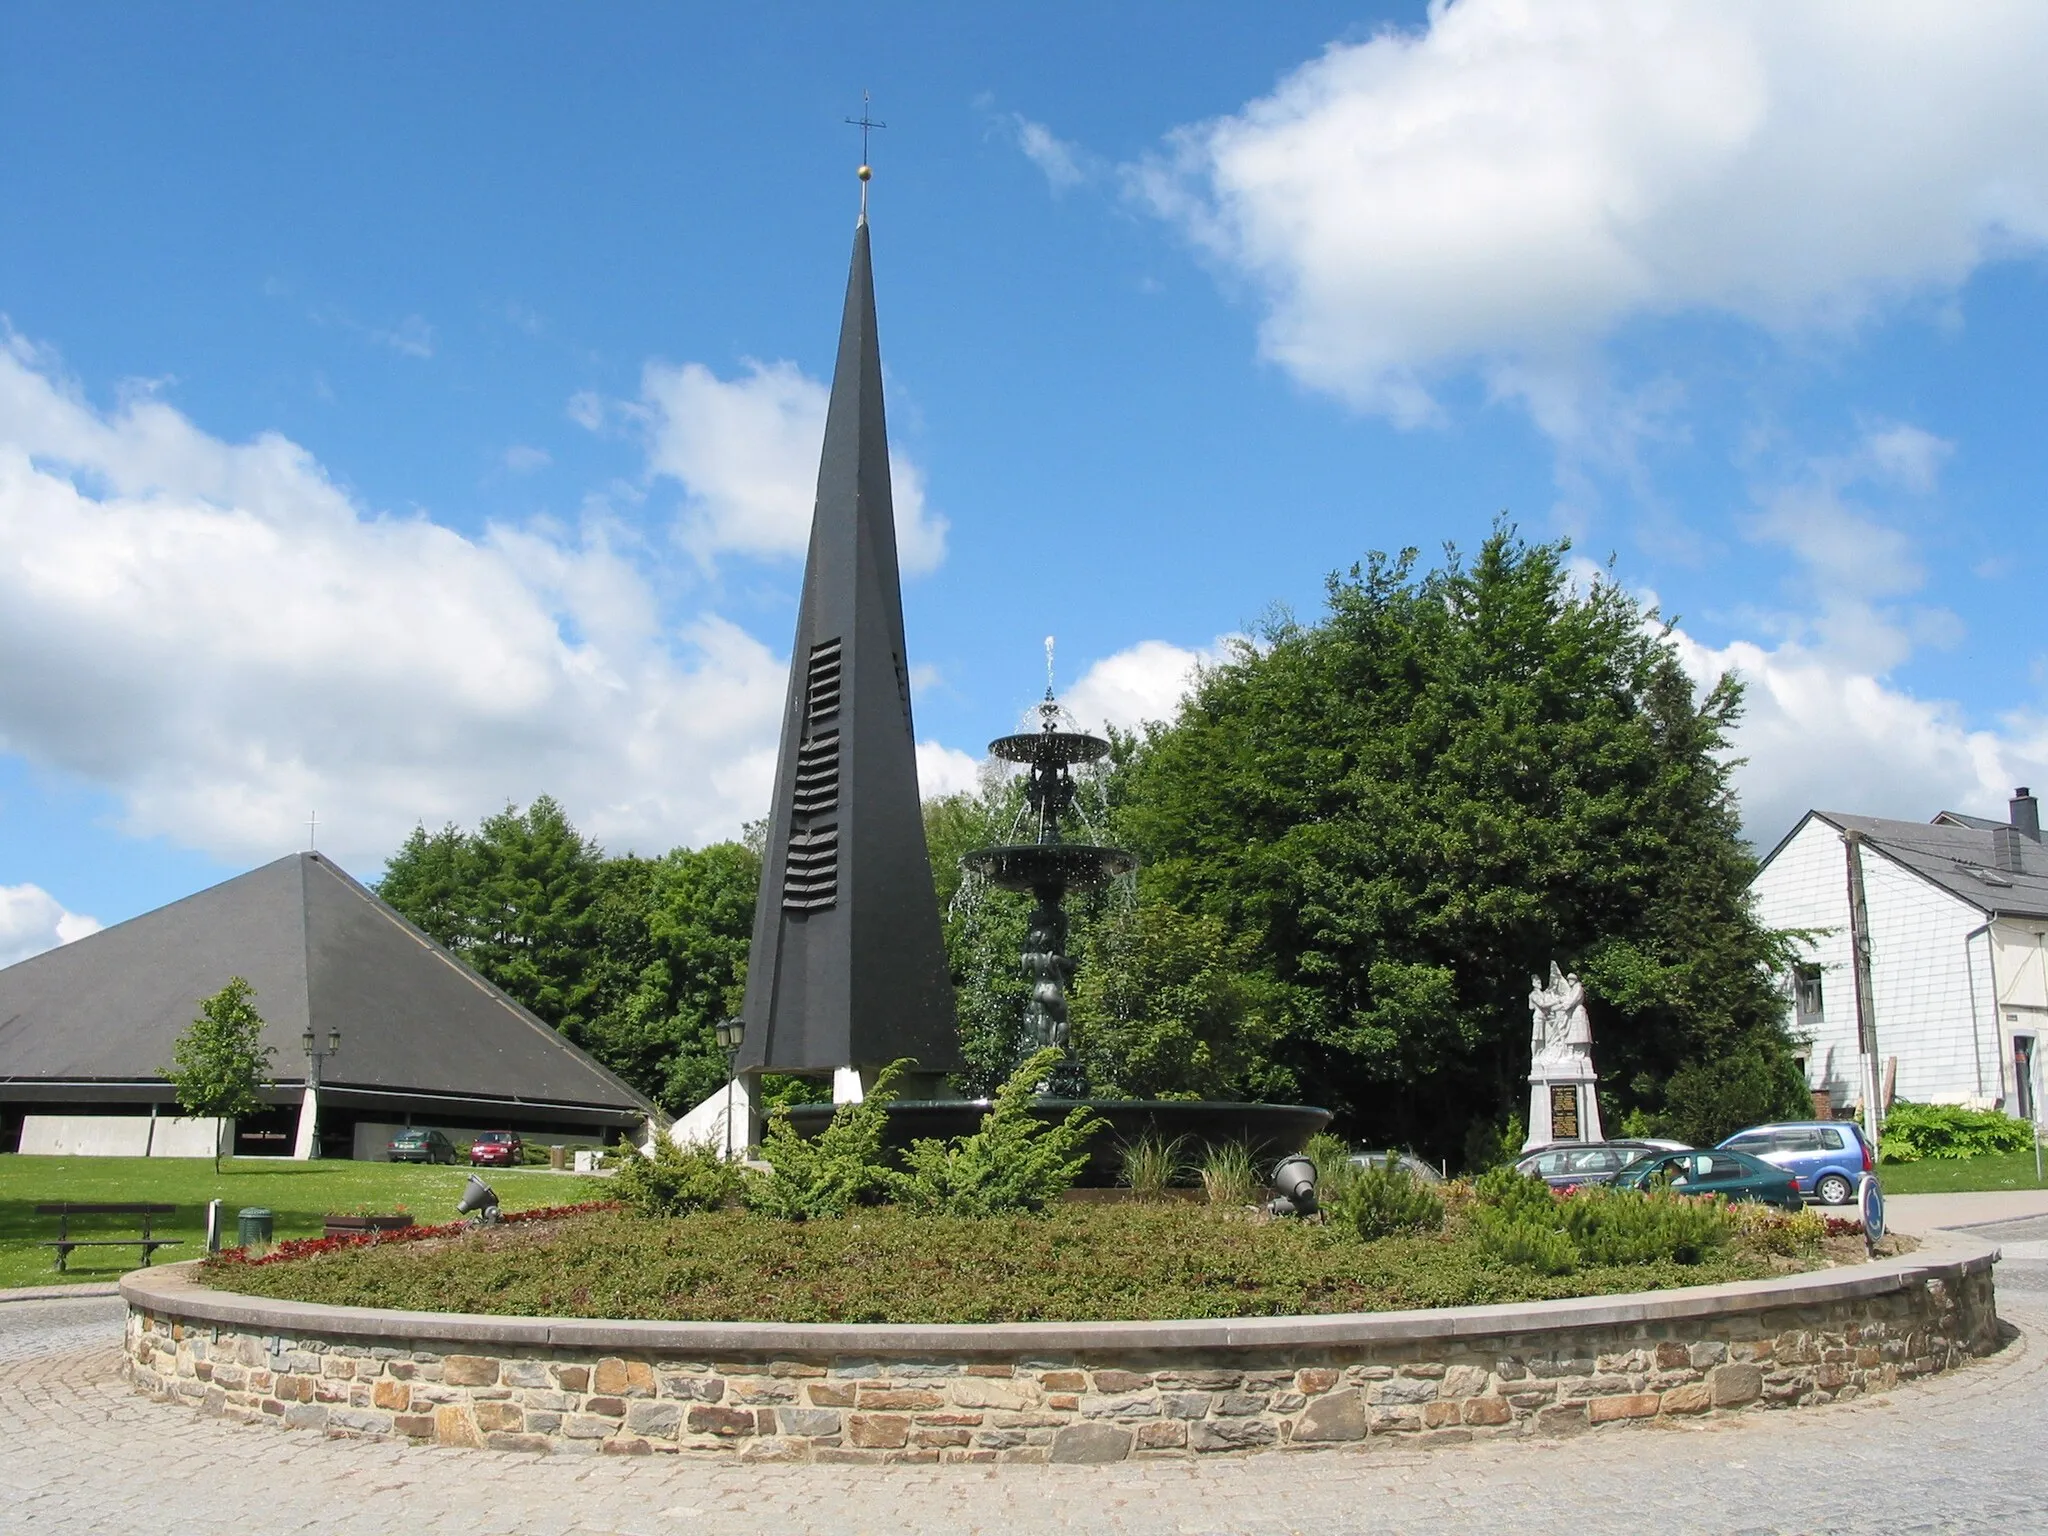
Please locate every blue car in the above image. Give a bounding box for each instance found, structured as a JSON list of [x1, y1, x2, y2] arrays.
[[1717, 1121, 1874, 1206]]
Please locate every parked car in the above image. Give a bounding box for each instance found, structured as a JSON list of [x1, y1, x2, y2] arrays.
[[1514, 1139, 1691, 1190], [468, 1130, 525, 1168], [388, 1128, 458, 1165], [1717, 1121, 1874, 1205], [1347, 1152, 1446, 1184], [1607, 1148, 1803, 1209]]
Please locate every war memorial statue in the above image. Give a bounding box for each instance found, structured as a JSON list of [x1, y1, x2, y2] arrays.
[[1522, 961, 1603, 1149]]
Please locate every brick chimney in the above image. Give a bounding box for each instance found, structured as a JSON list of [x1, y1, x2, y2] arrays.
[[2013, 786, 2042, 842]]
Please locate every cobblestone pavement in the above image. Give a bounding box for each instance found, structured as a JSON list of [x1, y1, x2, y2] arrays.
[[5, 1231, 2046, 1536]]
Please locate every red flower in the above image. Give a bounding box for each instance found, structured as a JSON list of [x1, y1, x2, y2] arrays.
[[207, 1202, 618, 1268]]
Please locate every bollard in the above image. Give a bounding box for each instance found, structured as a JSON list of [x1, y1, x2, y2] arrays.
[[549, 1144, 565, 1171]]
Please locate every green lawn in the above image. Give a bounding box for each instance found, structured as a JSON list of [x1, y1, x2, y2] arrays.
[[0, 1156, 609, 1289], [1878, 1147, 2048, 1195]]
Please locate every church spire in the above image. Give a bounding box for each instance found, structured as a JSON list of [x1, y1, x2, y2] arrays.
[[736, 205, 961, 1085]]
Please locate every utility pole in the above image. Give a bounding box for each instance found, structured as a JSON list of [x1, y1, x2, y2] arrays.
[[1844, 831, 1883, 1150]]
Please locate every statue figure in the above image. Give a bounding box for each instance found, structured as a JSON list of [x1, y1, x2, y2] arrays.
[[1528, 961, 1591, 1069], [1020, 899, 1075, 1051]]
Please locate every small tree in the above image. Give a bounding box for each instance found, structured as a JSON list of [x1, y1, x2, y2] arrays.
[[165, 977, 275, 1171]]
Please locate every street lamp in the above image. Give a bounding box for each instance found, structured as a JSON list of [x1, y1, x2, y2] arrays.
[[713, 1017, 745, 1161], [298, 1027, 341, 1160]]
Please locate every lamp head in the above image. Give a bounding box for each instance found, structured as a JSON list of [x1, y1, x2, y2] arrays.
[[456, 1175, 500, 1217], [327, 1028, 341, 1055], [302, 1028, 315, 1055]]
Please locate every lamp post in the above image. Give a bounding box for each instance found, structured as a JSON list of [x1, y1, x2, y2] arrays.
[[295, 1026, 342, 1161], [713, 1017, 745, 1161]]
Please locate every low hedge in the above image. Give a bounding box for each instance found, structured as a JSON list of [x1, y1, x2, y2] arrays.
[[199, 1197, 1820, 1324]]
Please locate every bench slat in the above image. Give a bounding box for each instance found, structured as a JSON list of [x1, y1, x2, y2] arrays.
[[34, 1203, 176, 1215]]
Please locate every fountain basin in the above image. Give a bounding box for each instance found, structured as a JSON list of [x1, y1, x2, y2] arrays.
[[782, 1098, 1332, 1187]]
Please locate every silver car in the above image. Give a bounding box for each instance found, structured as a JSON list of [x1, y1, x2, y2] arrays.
[[1514, 1139, 1690, 1189]]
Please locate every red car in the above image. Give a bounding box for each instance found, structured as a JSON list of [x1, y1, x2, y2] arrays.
[[468, 1131, 524, 1167]]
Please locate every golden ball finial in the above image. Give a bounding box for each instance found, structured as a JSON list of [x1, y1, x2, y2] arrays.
[[858, 164, 872, 182]]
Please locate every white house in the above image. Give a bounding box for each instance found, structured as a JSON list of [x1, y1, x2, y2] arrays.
[[1749, 788, 2048, 1129]]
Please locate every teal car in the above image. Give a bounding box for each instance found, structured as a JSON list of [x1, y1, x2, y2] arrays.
[[1608, 1148, 1802, 1210]]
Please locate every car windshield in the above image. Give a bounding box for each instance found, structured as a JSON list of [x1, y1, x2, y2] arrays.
[[393, 1131, 427, 1142], [477, 1133, 510, 1143]]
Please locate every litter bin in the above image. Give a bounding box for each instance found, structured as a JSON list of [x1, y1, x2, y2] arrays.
[[549, 1145, 565, 1171], [236, 1207, 274, 1247]]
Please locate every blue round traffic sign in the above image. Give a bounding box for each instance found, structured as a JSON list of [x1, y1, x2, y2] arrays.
[[1859, 1174, 1885, 1250]]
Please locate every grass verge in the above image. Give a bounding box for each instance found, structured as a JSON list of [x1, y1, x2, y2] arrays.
[[0, 1156, 607, 1289], [201, 1202, 1818, 1324], [1878, 1147, 2048, 1195]]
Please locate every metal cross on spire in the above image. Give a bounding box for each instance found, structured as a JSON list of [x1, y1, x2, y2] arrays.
[[845, 90, 886, 217]]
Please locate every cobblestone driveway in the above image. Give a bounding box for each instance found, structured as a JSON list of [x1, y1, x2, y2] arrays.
[[5, 1226, 2045, 1536]]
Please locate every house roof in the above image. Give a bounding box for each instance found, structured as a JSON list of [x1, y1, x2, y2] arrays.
[[0, 853, 653, 1120], [1799, 811, 2048, 921]]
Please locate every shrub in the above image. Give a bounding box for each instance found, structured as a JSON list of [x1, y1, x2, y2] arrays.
[[1198, 1141, 1261, 1207], [897, 1050, 1105, 1217], [1472, 1166, 1559, 1222], [1333, 1158, 1445, 1241], [613, 1136, 745, 1217], [1118, 1130, 1192, 1198], [1471, 1208, 1580, 1275], [1469, 1171, 1733, 1273], [1728, 1200, 1827, 1256], [744, 1059, 909, 1220], [1879, 1101, 2037, 1163], [1557, 1189, 1732, 1267]]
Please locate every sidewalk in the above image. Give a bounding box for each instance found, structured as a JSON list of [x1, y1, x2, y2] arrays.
[[1884, 1188, 2048, 1233]]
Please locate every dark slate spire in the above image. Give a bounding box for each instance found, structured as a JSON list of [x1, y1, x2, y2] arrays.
[[736, 215, 961, 1080]]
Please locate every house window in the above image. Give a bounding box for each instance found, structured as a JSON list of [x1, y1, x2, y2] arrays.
[[1793, 965, 1825, 1029]]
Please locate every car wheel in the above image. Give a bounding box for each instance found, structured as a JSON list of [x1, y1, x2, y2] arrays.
[[1815, 1173, 1854, 1206]]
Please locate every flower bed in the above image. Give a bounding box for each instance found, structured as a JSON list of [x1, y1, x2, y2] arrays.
[[216, 1203, 616, 1271]]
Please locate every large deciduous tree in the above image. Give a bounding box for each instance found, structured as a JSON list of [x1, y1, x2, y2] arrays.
[[1110, 528, 1808, 1156], [379, 801, 760, 1114]]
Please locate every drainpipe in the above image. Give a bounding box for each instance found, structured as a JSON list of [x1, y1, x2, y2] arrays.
[[1844, 831, 1883, 1148], [1965, 922, 1991, 1101]]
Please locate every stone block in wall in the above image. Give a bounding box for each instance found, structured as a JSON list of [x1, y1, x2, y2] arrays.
[[686, 1404, 757, 1437], [846, 1413, 910, 1449], [1291, 1390, 1365, 1442], [1708, 1362, 1762, 1407], [1050, 1422, 1133, 1463], [1660, 1383, 1711, 1415], [1189, 1418, 1277, 1452], [1461, 1395, 1511, 1427], [441, 1356, 499, 1387], [947, 1376, 1035, 1410]]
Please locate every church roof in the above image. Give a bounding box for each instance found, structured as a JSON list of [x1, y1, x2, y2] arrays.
[[0, 853, 652, 1120]]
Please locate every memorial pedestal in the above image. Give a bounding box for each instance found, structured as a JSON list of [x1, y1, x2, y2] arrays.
[[1523, 1067, 1603, 1150]]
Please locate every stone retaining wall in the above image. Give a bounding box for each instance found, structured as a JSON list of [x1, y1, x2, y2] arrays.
[[120, 1241, 2000, 1464]]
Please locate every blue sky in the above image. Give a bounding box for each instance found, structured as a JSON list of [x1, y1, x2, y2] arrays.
[[4, 1, 2047, 958]]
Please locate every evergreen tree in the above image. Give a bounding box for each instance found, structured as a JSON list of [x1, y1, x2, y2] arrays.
[[1111, 528, 1808, 1156]]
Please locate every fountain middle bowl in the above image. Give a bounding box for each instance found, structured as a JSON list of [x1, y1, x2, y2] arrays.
[[959, 843, 1138, 893], [781, 1098, 1333, 1188]]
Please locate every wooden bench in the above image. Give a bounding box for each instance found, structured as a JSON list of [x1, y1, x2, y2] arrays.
[[35, 1203, 180, 1272]]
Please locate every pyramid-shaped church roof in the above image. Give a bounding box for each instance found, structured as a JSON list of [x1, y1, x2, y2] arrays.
[[0, 853, 651, 1124]]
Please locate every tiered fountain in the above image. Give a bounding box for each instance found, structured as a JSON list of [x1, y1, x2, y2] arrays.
[[792, 660, 1330, 1184]]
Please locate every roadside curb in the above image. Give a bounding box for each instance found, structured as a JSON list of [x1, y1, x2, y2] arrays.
[[0, 1282, 123, 1304]]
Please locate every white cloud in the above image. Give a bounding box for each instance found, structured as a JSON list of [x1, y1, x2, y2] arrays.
[[916, 740, 982, 800], [371, 315, 435, 360], [1142, 1, 2048, 423], [0, 884, 100, 969], [0, 333, 788, 871], [565, 390, 605, 432], [1012, 115, 1090, 192], [1672, 629, 2046, 849], [1063, 637, 1236, 735], [503, 444, 551, 474], [639, 360, 948, 575]]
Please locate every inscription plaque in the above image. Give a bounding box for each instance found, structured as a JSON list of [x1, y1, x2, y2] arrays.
[[1549, 1083, 1581, 1141]]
